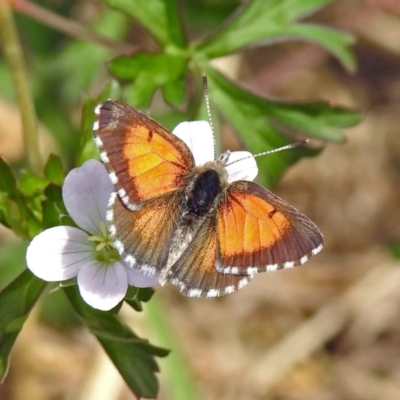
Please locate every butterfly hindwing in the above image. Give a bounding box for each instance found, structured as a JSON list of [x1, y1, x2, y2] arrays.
[[216, 181, 323, 275], [108, 191, 183, 277], [163, 216, 253, 297], [94, 100, 195, 207]]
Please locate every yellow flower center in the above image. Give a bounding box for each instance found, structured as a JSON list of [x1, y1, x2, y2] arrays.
[[87, 221, 120, 264]]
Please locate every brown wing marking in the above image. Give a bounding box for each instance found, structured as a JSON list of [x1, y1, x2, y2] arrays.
[[217, 181, 323, 274], [94, 100, 194, 204]]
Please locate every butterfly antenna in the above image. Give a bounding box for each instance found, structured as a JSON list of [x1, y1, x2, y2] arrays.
[[226, 139, 310, 167], [254, 139, 309, 158], [202, 74, 216, 158]]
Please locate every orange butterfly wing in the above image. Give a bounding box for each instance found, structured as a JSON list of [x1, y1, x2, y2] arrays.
[[94, 100, 194, 206], [163, 217, 253, 297], [217, 181, 323, 274]]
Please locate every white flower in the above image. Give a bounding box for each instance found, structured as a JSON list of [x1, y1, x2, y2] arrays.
[[26, 160, 158, 311], [173, 120, 258, 181]]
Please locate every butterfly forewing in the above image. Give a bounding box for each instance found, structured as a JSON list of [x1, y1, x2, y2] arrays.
[[216, 181, 323, 275], [94, 100, 195, 207]]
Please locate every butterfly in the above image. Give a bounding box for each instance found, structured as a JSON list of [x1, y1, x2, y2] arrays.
[[93, 100, 323, 298]]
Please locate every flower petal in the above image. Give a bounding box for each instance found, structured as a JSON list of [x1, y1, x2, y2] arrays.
[[26, 226, 92, 281], [63, 159, 113, 234], [225, 151, 258, 183], [77, 260, 128, 310], [124, 266, 160, 288], [173, 121, 215, 166]]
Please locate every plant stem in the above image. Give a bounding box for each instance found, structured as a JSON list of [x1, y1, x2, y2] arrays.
[[0, 0, 42, 172], [12, 0, 136, 54], [144, 292, 199, 400]]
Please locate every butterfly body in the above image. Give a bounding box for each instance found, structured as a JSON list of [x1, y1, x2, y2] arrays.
[[185, 166, 226, 217], [93, 100, 323, 297]]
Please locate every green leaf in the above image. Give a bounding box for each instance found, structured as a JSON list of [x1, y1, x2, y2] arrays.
[[0, 160, 43, 238], [285, 23, 355, 70], [0, 270, 47, 380], [0, 189, 41, 239], [207, 66, 361, 139], [0, 158, 17, 194], [196, 0, 355, 70], [101, 0, 185, 47], [64, 286, 168, 399], [0, 241, 27, 292], [125, 287, 155, 312], [44, 154, 64, 185], [109, 51, 188, 108], [0, 196, 25, 237], [205, 67, 361, 186], [18, 172, 49, 197], [41, 184, 64, 229], [39, 287, 81, 329], [163, 76, 186, 107], [263, 101, 362, 142], [136, 287, 155, 303]]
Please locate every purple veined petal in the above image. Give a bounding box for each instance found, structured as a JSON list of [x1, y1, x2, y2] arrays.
[[225, 151, 258, 183], [63, 159, 113, 235], [172, 121, 215, 166], [77, 260, 128, 311], [124, 265, 160, 288], [26, 226, 92, 281]]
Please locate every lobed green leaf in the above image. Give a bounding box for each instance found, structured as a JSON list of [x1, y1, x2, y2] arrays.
[[65, 286, 168, 399], [196, 0, 355, 70], [101, 0, 185, 47], [0, 270, 47, 380], [204, 67, 361, 186], [18, 172, 49, 197], [109, 51, 188, 108]]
